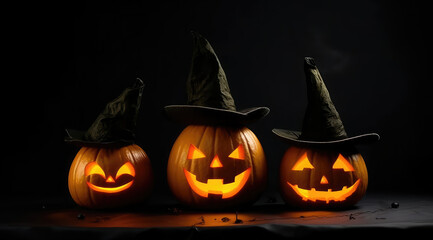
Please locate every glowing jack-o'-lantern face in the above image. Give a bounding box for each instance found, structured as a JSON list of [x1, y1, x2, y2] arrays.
[[167, 125, 267, 209], [85, 161, 135, 193], [68, 144, 153, 209], [280, 146, 368, 208], [184, 144, 251, 199]]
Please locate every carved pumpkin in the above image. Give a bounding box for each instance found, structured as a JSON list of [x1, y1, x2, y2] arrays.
[[279, 146, 368, 208], [273, 57, 378, 209], [167, 125, 267, 209], [68, 144, 153, 209]]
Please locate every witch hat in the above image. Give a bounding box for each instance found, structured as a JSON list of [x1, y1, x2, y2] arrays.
[[164, 31, 269, 126], [65, 78, 144, 147], [272, 57, 379, 146]]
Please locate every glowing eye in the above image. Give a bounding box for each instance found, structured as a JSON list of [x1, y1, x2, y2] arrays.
[[228, 144, 245, 160], [187, 144, 206, 160], [85, 162, 106, 179], [292, 153, 314, 171], [116, 162, 136, 179], [332, 154, 355, 172]]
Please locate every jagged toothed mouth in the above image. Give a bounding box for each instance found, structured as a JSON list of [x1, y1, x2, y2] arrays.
[[184, 168, 251, 199], [287, 179, 360, 203]]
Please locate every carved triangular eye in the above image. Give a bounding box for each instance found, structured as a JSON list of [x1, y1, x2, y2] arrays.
[[116, 162, 136, 179], [332, 154, 355, 172], [187, 144, 206, 160], [228, 144, 245, 160], [292, 153, 314, 171], [85, 162, 106, 178]]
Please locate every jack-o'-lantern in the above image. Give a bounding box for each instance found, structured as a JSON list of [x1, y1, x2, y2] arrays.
[[273, 57, 379, 208], [167, 125, 266, 209], [68, 144, 153, 208], [279, 146, 368, 208], [65, 79, 153, 209], [164, 32, 269, 209]]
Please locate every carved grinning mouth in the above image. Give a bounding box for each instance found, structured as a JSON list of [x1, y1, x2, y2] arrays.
[[287, 179, 360, 203], [184, 168, 251, 199], [87, 181, 134, 193]]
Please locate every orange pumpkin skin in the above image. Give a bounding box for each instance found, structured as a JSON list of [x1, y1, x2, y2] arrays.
[[280, 146, 368, 209], [68, 144, 153, 209], [167, 125, 267, 209]]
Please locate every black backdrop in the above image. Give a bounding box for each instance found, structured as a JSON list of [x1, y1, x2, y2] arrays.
[[5, 0, 432, 204]]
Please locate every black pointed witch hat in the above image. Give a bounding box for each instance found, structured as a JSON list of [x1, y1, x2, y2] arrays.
[[164, 31, 269, 126], [272, 57, 379, 146], [65, 78, 144, 147]]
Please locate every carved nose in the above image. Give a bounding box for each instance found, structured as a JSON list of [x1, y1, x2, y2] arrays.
[[106, 176, 115, 183], [210, 155, 223, 168], [320, 176, 329, 184]]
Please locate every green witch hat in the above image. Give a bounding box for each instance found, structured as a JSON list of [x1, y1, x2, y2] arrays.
[[273, 57, 379, 146], [164, 31, 269, 126], [65, 78, 144, 147]]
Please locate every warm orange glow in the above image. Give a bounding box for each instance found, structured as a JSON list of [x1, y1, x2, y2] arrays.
[[287, 179, 360, 203], [228, 144, 245, 160], [106, 176, 115, 183], [85, 162, 106, 178], [332, 154, 355, 172], [210, 155, 223, 168], [187, 144, 206, 160], [84, 161, 136, 194], [87, 181, 134, 194], [116, 162, 136, 179], [184, 168, 251, 199], [292, 153, 314, 171], [320, 176, 329, 184]]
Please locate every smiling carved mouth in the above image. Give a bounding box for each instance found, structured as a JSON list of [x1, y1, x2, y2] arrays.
[[87, 181, 134, 193], [184, 168, 251, 199], [287, 179, 360, 203]]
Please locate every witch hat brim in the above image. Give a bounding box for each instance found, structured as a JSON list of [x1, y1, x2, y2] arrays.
[[64, 129, 135, 147], [164, 105, 269, 126], [164, 31, 269, 126], [272, 57, 379, 146], [65, 78, 144, 147], [272, 129, 380, 146]]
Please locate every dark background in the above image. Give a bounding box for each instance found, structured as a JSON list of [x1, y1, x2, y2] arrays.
[[4, 0, 432, 204]]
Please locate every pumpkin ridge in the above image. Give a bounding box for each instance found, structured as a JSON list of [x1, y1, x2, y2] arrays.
[[124, 145, 135, 166], [226, 127, 236, 176], [307, 150, 313, 190], [344, 155, 353, 186], [196, 126, 208, 153], [75, 147, 94, 207], [73, 147, 93, 207], [134, 145, 147, 163], [223, 127, 236, 175], [194, 125, 210, 201], [69, 147, 80, 205], [69, 147, 84, 207], [89, 147, 104, 207], [239, 128, 253, 182], [212, 126, 223, 180], [123, 145, 138, 197]]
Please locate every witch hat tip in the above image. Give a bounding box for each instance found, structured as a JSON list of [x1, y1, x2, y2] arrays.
[[304, 57, 316, 68]]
